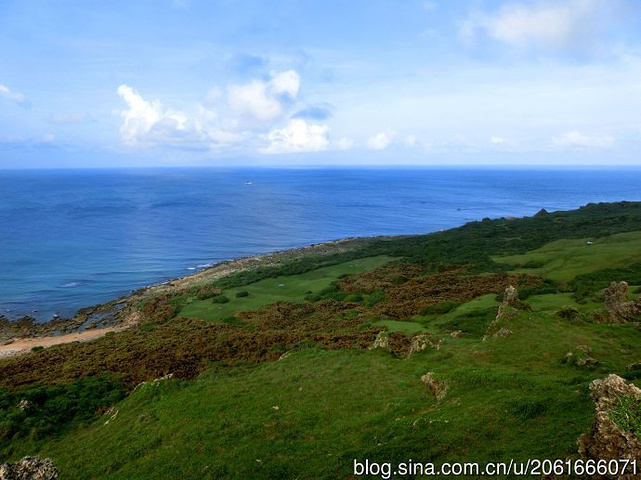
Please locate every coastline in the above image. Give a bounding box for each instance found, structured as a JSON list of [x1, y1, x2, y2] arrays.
[[0, 235, 397, 359]]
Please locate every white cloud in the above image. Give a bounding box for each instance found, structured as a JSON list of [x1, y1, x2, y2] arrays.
[[461, 0, 610, 51], [260, 119, 329, 154], [552, 130, 614, 148], [116, 71, 323, 155], [228, 70, 300, 123], [117, 84, 205, 146], [367, 132, 392, 150], [490, 136, 507, 144], [0, 85, 27, 105], [271, 70, 300, 98], [337, 137, 355, 150]]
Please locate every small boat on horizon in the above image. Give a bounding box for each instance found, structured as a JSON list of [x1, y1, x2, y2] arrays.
[[245, 180, 252, 185]]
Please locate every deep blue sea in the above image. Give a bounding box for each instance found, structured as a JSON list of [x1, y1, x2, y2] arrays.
[[1, 167, 639, 321]]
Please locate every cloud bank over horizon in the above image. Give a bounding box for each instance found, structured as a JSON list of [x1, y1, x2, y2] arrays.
[[2, 0, 641, 167]]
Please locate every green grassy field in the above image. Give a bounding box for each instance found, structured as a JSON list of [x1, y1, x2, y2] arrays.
[[493, 231, 641, 282], [180, 255, 394, 322], [2, 202, 641, 478]]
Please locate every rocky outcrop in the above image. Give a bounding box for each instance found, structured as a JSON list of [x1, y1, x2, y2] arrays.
[[603, 282, 641, 323], [407, 334, 440, 356], [562, 345, 598, 368], [483, 285, 519, 340], [421, 372, 447, 400], [369, 331, 389, 350], [0, 456, 58, 480], [578, 374, 641, 479]]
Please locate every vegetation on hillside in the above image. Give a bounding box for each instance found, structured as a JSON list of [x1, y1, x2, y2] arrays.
[[1, 201, 641, 477]]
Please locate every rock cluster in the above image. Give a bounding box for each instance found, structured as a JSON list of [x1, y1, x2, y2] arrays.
[[578, 374, 641, 479], [562, 345, 598, 368], [603, 281, 641, 323], [369, 331, 389, 350], [483, 285, 519, 340], [0, 456, 58, 480], [407, 334, 440, 357], [421, 372, 447, 400]]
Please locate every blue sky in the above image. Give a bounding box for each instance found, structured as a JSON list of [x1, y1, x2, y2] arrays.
[[2, 0, 641, 167]]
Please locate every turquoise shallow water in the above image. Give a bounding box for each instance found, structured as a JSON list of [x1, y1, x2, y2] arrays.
[[0, 167, 639, 321]]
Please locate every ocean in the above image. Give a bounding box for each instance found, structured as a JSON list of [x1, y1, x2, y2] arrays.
[[1, 167, 639, 321]]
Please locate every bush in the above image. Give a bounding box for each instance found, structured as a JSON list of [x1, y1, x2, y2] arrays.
[[212, 295, 230, 304], [420, 301, 460, 316], [556, 306, 581, 322], [364, 290, 386, 308], [235, 291, 249, 298], [0, 376, 125, 446]]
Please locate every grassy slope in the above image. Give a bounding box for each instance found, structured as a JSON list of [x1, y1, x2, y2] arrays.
[[3, 202, 641, 478], [493, 231, 641, 282], [181, 255, 394, 322]]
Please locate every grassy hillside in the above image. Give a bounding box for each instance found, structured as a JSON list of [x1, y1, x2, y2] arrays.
[[2, 201, 641, 478]]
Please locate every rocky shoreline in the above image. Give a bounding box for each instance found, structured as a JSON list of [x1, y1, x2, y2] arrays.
[[0, 235, 391, 351]]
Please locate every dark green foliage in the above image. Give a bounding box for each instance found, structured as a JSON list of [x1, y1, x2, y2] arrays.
[[363, 290, 386, 308], [420, 301, 460, 315], [315, 282, 348, 302], [518, 279, 560, 299], [556, 306, 581, 322], [360, 201, 641, 270], [211, 295, 230, 304], [570, 263, 641, 301], [0, 376, 124, 450], [439, 307, 496, 337], [235, 290, 249, 298]]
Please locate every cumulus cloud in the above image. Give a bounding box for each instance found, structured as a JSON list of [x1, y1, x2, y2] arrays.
[[460, 0, 613, 52], [117, 84, 205, 146], [0, 85, 28, 107], [260, 119, 329, 154], [228, 70, 300, 123], [116, 70, 332, 155], [552, 130, 614, 148], [367, 132, 392, 150]]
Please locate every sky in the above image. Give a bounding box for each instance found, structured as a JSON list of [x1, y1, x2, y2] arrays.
[[2, 0, 641, 168]]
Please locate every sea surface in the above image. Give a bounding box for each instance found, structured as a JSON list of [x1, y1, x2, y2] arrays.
[[1, 167, 639, 321]]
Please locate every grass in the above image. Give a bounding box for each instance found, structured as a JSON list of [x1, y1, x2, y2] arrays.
[[16, 341, 598, 478], [493, 231, 641, 282], [24, 301, 641, 478], [180, 256, 394, 322]]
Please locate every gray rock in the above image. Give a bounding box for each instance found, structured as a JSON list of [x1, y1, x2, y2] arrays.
[[0, 456, 58, 480], [603, 281, 641, 323], [577, 375, 641, 479]]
